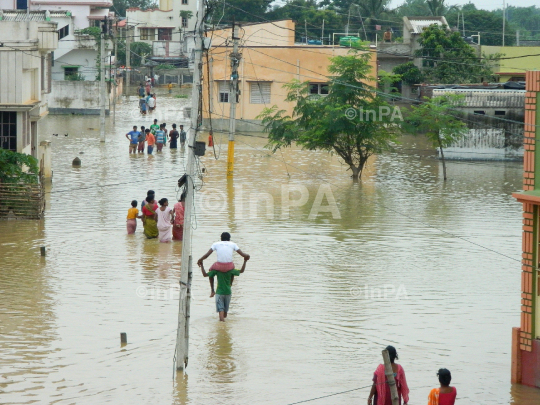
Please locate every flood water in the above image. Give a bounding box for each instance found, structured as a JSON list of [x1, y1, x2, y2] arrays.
[[1, 88, 540, 404]]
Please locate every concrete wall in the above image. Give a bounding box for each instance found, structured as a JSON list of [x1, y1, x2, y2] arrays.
[[482, 46, 540, 81], [49, 80, 113, 114], [52, 48, 100, 81], [210, 20, 296, 47]]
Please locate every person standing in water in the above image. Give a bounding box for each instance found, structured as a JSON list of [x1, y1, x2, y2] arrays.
[[169, 124, 179, 149], [137, 126, 146, 153], [172, 192, 185, 240], [199, 257, 248, 322], [155, 124, 165, 152], [197, 232, 250, 272], [427, 369, 456, 405], [368, 346, 409, 405], [179, 125, 187, 148], [125, 126, 140, 154], [156, 198, 173, 243], [145, 129, 155, 155], [126, 200, 141, 234]]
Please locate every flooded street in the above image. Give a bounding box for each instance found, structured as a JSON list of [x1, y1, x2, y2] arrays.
[[1, 89, 540, 404]]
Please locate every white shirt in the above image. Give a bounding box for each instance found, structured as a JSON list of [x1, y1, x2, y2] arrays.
[[211, 241, 239, 263], [147, 97, 156, 108]]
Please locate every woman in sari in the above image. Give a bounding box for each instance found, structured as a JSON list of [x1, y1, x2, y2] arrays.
[[142, 194, 159, 239], [172, 192, 185, 241], [156, 198, 173, 243], [367, 346, 409, 405], [427, 369, 456, 405]]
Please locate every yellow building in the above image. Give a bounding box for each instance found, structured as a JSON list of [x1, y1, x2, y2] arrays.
[[482, 46, 540, 83], [202, 20, 377, 132]]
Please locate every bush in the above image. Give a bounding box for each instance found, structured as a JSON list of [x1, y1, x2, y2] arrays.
[[0, 149, 39, 184]]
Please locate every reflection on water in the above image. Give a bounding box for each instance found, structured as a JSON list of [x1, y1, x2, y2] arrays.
[[0, 89, 539, 404]]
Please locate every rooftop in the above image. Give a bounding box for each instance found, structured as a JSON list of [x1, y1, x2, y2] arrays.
[[0, 9, 71, 21]]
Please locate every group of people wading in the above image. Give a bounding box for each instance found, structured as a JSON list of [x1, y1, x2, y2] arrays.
[[126, 190, 185, 243], [367, 345, 457, 405]]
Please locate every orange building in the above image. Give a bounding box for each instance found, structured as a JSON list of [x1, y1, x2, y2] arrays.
[[202, 20, 377, 133], [512, 70, 540, 388]]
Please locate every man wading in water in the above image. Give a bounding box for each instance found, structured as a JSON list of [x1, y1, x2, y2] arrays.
[[197, 232, 250, 321], [199, 258, 248, 322]]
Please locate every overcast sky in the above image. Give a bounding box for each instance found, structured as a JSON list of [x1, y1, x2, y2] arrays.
[[389, 0, 536, 12]]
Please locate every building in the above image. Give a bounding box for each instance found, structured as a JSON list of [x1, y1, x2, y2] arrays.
[[0, 18, 57, 168], [376, 16, 450, 99], [481, 46, 540, 83], [126, 0, 197, 48], [203, 20, 377, 132], [511, 70, 540, 389]]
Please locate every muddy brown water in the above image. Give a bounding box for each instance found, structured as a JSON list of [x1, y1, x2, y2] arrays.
[[1, 90, 539, 404]]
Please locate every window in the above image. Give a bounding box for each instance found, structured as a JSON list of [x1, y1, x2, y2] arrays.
[[182, 0, 188, 3], [182, 17, 188, 28], [495, 110, 506, 116], [0, 112, 17, 151], [58, 25, 70, 40], [218, 81, 230, 103], [64, 66, 79, 80], [309, 83, 329, 95], [16, 0, 27, 10], [473, 110, 485, 115], [158, 28, 172, 41], [250, 82, 271, 104], [140, 28, 155, 41]]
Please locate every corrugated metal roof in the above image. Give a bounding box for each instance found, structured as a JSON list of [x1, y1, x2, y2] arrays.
[[410, 19, 443, 34], [0, 10, 71, 22]]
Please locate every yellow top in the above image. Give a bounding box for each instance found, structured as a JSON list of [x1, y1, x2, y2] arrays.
[[127, 207, 139, 219], [168, 83, 173, 89]]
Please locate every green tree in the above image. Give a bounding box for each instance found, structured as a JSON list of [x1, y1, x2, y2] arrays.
[[129, 42, 152, 66], [394, 0, 430, 17], [446, 5, 515, 46], [113, 0, 157, 18], [392, 62, 424, 86], [267, 0, 343, 43], [415, 25, 498, 83], [259, 47, 400, 181], [208, 0, 272, 23], [0, 149, 39, 184], [426, 0, 450, 16], [403, 95, 467, 181]]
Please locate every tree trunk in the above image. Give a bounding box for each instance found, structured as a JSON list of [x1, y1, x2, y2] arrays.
[[350, 165, 361, 182], [438, 137, 447, 181]]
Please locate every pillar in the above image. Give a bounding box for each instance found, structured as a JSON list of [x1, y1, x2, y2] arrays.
[[512, 70, 540, 388]]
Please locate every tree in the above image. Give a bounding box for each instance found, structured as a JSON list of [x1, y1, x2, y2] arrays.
[[259, 47, 400, 181], [208, 0, 272, 24], [0, 149, 39, 184], [392, 62, 424, 86], [415, 25, 498, 83], [130, 42, 152, 66], [394, 0, 431, 17], [426, 0, 450, 16], [403, 95, 467, 181], [446, 5, 515, 46], [267, 0, 343, 43], [113, 0, 156, 17]]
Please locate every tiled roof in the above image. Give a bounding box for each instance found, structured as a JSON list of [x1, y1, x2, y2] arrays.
[[0, 10, 71, 22]]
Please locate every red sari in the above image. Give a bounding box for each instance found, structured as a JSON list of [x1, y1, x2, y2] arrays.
[[373, 364, 409, 405], [172, 201, 184, 240]]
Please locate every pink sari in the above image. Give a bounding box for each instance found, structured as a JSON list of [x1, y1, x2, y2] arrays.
[[173, 201, 184, 240], [373, 364, 409, 405]]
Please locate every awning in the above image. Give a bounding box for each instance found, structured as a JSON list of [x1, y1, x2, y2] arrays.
[[62, 65, 81, 68]]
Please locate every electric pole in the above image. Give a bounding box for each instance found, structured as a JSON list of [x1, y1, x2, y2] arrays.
[[227, 20, 240, 178], [100, 19, 106, 143], [125, 18, 131, 95], [175, 0, 205, 371]]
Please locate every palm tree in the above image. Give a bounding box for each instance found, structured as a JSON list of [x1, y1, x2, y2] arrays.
[[354, 0, 392, 40], [426, 0, 447, 16]]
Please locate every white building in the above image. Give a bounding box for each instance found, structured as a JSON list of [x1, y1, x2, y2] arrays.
[[126, 0, 197, 47], [0, 18, 57, 165], [0, 0, 113, 81]]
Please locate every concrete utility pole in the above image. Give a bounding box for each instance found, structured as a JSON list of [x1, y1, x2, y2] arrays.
[[227, 20, 240, 178], [175, 0, 205, 371], [100, 20, 106, 143], [125, 18, 131, 95], [382, 349, 399, 405]]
